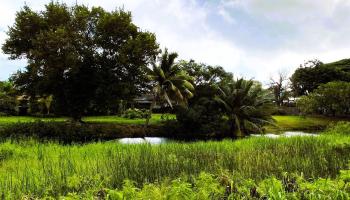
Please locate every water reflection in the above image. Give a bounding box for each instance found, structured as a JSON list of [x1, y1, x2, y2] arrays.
[[118, 131, 318, 144], [118, 137, 168, 144], [252, 131, 318, 138]]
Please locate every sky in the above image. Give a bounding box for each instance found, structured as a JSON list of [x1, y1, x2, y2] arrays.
[[1, 0, 350, 83]]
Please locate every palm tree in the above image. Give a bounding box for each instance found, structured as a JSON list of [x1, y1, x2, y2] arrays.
[[145, 49, 194, 126], [215, 78, 274, 137]]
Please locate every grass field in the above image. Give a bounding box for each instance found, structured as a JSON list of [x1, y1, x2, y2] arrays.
[[266, 115, 349, 132], [0, 114, 347, 133], [0, 114, 175, 126], [0, 134, 349, 198]]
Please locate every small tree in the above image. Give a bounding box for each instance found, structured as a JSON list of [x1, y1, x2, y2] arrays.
[[145, 49, 194, 126], [269, 71, 290, 106], [215, 78, 274, 137]]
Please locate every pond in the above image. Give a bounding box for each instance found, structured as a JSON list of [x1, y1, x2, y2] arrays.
[[251, 131, 318, 138], [117, 131, 318, 144], [118, 137, 169, 144]]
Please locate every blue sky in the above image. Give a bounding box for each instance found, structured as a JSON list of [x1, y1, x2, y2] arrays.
[[1, 0, 350, 83]]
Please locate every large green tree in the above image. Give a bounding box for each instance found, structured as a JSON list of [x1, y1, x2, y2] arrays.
[[0, 81, 17, 115], [215, 78, 274, 137], [297, 81, 350, 116], [175, 60, 233, 136], [145, 49, 194, 126], [291, 59, 350, 96], [2, 3, 159, 121]]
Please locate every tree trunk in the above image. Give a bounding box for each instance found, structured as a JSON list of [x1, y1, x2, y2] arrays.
[[145, 99, 156, 128], [230, 115, 243, 138]]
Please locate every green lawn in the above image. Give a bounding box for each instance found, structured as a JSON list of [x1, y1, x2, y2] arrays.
[[0, 114, 175, 126], [0, 114, 348, 132], [266, 115, 350, 132]]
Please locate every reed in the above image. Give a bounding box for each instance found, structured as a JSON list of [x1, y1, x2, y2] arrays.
[[0, 134, 349, 198]]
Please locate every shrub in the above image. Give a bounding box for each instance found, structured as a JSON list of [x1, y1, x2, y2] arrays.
[[122, 108, 149, 119], [174, 99, 229, 138]]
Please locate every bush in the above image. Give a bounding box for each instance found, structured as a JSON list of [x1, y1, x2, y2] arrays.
[[122, 108, 149, 119], [0, 121, 162, 143], [175, 102, 229, 138], [0, 96, 17, 115], [297, 81, 350, 116]]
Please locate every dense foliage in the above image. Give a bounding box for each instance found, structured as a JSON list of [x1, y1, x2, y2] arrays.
[[145, 49, 194, 126], [173, 61, 233, 136], [2, 2, 159, 120], [215, 79, 275, 137], [59, 169, 350, 199], [290, 59, 350, 96], [297, 81, 350, 116], [0, 81, 17, 115]]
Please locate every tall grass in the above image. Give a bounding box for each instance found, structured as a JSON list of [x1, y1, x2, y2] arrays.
[[0, 135, 349, 198]]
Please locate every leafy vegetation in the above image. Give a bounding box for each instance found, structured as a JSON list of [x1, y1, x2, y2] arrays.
[[0, 81, 17, 115], [145, 49, 194, 126], [122, 108, 149, 119], [0, 127, 349, 198], [2, 2, 159, 120], [55, 169, 350, 199], [290, 59, 350, 96], [0, 2, 349, 199], [297, 81, 350, 116], [215, 79, 275, 137]]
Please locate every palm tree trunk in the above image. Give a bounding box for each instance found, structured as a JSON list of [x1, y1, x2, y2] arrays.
[[231, 115, 244, 138], [145, 99, 156, 127]]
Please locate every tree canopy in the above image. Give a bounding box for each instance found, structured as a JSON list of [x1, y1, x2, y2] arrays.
[[290, 59, 350, 96], [297, 81, 350, 116], [145, 49, 194, 126], [2, 2, 159, 120], [215, 79, 274, 137]]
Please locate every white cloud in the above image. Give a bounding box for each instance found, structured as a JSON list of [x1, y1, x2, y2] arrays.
[[1, 0, 350, 82]]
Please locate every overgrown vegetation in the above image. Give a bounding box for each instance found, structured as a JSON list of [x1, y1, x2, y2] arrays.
[[0, 124, 349, 198], [58, 168, 350, 199], [0, 123, 349, 198], [297, 81, 350, 116], [290, 59, 350, 96]]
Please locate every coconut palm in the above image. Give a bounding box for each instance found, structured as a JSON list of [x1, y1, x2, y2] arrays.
[[145, 49, 194, 126], [215, 78, 274, 137]]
